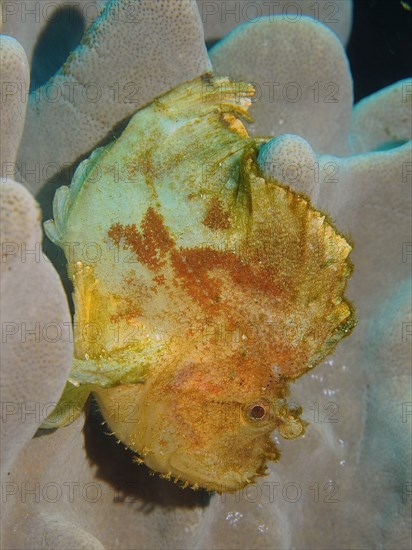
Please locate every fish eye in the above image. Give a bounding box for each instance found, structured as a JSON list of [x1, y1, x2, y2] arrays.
[[251, 405, 266, 419], [244, 402, 270, 423]]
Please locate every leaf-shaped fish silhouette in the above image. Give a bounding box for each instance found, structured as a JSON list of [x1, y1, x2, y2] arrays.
[[44, 75, 355, 492]]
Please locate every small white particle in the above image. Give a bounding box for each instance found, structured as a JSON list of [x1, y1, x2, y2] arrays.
[[226, 511, 243, 526], [323, 388, 338, 396]]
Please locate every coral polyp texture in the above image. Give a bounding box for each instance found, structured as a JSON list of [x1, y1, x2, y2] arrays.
[[43, 76, 354, 491]]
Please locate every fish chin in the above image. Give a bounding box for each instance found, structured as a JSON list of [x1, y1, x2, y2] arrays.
[[163, 456, 265, 493], [161, 439, 278, 493], [136, 423, 277, 492]]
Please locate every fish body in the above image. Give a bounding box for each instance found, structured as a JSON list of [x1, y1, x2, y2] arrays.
[[45, 75, 355, 492]]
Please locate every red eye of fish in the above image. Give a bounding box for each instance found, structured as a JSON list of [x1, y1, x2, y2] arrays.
[[244, 403, 269, 423], [251, 405, 266, 419]]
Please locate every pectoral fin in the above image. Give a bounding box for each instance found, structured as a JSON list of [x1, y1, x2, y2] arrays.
[[41, 381, 92, 428]]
